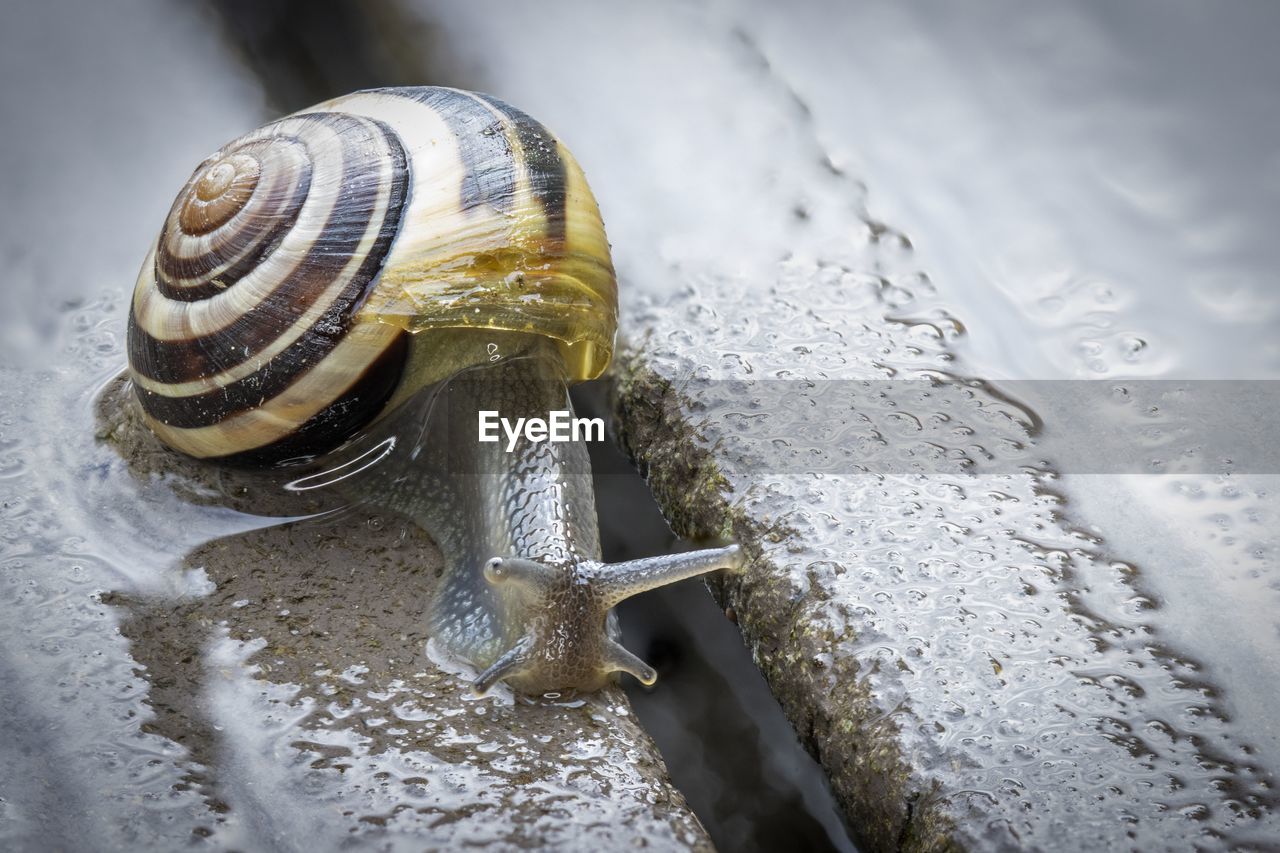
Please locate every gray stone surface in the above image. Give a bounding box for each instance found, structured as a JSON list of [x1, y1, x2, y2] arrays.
[[608, 270, 1276, 851]]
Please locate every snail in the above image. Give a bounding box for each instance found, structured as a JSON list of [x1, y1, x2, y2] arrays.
[[124, 86, 743, 695]]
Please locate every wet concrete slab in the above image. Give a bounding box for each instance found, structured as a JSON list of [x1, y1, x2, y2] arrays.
[[607, 274, 1278, 851], [400, 1, 1280, 849], [0, 1, 711, 849]]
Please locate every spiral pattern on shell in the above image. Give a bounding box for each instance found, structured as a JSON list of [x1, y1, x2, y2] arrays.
[[127, 88, 617, 465]]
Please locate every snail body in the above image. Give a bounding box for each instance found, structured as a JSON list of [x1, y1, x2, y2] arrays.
[[125, 87, 741, 694], [373, 344, 740, 693]]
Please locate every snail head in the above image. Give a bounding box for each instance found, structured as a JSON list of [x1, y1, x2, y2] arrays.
[[474, 546, 744, 695]]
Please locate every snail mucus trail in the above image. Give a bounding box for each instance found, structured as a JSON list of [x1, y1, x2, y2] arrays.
[[123, 87, 743, 695]]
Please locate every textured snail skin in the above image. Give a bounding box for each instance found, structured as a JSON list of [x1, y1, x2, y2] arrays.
[[365, 341, 743, 694], [124, 87, 742, 693]]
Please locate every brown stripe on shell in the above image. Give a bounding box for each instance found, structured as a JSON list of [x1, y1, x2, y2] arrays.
[[473, 93, 568, 245], [128, 112, 409, 387], [134, 206, 408, 430], [381, 87, 518, 216], [208, 330, 411, 467], [154, 139, 314, 302]]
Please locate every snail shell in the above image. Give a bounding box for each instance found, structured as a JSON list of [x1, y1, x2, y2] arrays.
[[126, 87, 616, 465]]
